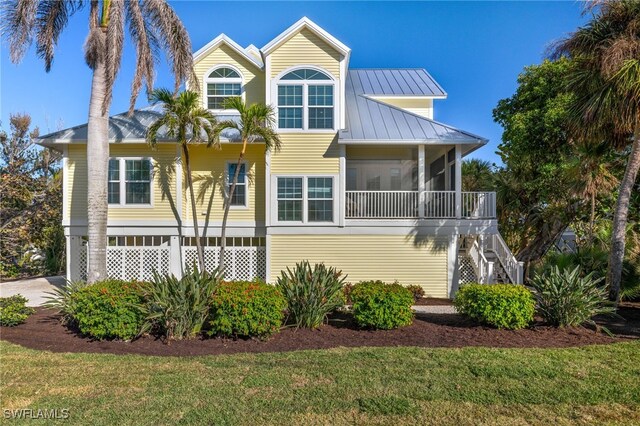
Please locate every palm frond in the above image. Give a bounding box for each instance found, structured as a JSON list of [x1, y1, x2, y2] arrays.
[[102, 0, 125, 115], [126, 0, 156, 114], [1, 0, 39, 63], [35, 0, 83, 71]]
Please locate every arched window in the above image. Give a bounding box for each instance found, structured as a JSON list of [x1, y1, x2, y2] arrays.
[[205, 66, 242, 110], [277, 68, 334, 130]]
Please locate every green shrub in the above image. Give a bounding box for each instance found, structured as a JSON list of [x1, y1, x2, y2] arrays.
[[453, 284, 535, 330], [140, 269, 222, 340], [530, 266, 616, 328], [70, 279, 145, 340], [0, 295, 34, 326], [350, 281, 414, 330], [276, 261, 346, 328], [43, 279, 88, 325], [406, 284, 425, 302], [208, 281, 286, 339]]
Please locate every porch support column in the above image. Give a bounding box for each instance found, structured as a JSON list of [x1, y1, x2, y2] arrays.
[[169, 235, 182, 277], [455, 144, 462, 219], [339, 144, 346, 226], [418, 145, 425, 218]]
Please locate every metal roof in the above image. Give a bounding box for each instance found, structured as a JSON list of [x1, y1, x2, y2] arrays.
[[341, 69, 486, 144], [348, 69, 446, 97], [36, 103, 242, 146]]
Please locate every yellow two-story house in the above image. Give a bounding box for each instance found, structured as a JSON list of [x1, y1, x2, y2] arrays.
[[37, 17, 522, 297]]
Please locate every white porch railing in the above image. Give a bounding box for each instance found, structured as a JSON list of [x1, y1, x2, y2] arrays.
[[345, 191, 419, 218], [345, 190, 496, 219], [77, 246, 170, 282], [485, 234, 524, 284]]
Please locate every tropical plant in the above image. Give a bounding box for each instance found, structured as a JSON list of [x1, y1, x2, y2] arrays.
[[553, 0, 640, 302], [214, 98, 281, 272], [0, 294, 34, 326], [140, 268, 222, 340], [350, 281, 414, 330], [530, 266, 616, 330], [69, 279, 146, 340], [453, 284, 535, 330], [43, 279, 89, 326], [2, 0, 195, 283], [461, 159, 495, 192], [147, 89, 218, 271], [567, 141, 619, 243], [208, 280, 286, 339], [276, 261, 346, 328]]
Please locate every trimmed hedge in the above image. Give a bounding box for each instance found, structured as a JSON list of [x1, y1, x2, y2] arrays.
[[0, 295, 34, 326], [453, 284, 535, 330], [208, 281, 286, 339], [70, 279, 146, 340], [350, 281, 414, 329]]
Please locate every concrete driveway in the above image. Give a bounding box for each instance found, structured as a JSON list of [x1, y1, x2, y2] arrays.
[[0, 276, 66, 307]]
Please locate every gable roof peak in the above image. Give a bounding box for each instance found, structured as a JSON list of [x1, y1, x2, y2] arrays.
[[261, 16, 351, 59], [193, 33, 263, 69]]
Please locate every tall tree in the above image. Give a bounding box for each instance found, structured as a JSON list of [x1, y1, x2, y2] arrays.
[[215, 97, 280, 274], [2, 0, 195, 282], [553, 0, 640, 302], [493, 58, 577, 269], [147, 89, 218, 273]]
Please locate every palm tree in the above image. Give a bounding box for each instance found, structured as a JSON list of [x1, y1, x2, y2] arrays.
[[215, 97, 281, 273], [553, 0, 640, 302], [567, 141, 619, 243], [461, 159, 495, 192], [2, 0, 194, 282], [147, 89, 218, 273]]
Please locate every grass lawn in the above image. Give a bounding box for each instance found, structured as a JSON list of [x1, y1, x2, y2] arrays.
[[1, 340, 639, 425]]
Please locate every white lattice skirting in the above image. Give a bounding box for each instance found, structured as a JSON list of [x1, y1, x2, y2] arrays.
[[75, 246, 265, 282], [182, 247, 266, 281], [458, 256, 478, 284], [76, 247, 170, 282]]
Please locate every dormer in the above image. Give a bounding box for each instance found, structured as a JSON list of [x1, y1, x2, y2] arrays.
[[262, 17, 351, 131], [192, 34, 265, 113]]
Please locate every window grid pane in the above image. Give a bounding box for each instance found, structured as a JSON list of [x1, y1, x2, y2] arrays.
[[277, 177, 303, 221], [207, 83, 241, 109], [308, 85, 333, 106], [278, 107, 303, 129], [208, 67, 240, 79], [308, 107, 334, 129], [108, 159, 120, 204], [277, 85, 302, 106], [228, 163, 246, 206], [124, 159, 151, 204], [307, 177, 333, 222]]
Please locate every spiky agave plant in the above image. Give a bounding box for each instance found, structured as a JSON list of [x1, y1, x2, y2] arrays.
[[276, 260, 346, 329]]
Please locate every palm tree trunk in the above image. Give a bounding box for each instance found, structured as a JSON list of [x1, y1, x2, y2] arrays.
[[86, 38, 109, 284], [589, 192, 596, 244], [219, 148, 245, 275], [608, 121, 640, 303], [183, 144, 205, 272]]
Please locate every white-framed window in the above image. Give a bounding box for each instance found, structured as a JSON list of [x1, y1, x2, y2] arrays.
[[274, 175, 336, 224], [226, 162, 248, 208], [108, 158, 152, 206], [205, 65, 242, 110], [276, 67, 335, 130]]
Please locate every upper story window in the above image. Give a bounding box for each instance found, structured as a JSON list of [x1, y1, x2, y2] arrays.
[[277, 68, 334, 130], [108, 158, 152, 206], [227, 162, 248, 208], [206, 66, 242, 110]]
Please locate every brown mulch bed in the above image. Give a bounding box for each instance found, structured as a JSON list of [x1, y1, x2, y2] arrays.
[[413, 297, 453, 306], [1, 304, 638, 357]]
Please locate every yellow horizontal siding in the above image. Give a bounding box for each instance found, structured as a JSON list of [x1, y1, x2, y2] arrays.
[[372, 98, 433, 119], [67, 144, 179, 222], [270, 28, 342, 78], [184, 144, 265, 223], [193, 43, 265, 106], [270, 133, 340, 174], [269, 235, 449, 297]]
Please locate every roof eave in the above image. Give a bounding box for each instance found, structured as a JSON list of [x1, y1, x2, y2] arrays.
[[337, 138, 488, 145]]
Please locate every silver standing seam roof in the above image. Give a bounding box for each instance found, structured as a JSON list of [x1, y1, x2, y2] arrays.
[[340, 69, 486, 144], [36, 68, 486, 147]]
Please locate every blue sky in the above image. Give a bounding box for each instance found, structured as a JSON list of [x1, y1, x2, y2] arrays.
[[0, 1, 585, 165]]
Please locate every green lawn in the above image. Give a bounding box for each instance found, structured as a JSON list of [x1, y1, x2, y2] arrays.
[[1, 341, 639, 425]]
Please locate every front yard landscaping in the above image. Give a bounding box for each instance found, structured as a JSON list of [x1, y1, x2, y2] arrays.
[[1, 340, 639, 425]]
